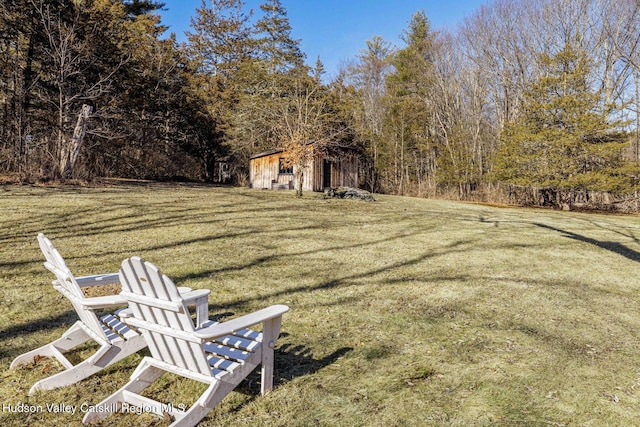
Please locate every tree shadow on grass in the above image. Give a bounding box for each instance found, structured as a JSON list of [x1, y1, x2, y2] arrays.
[[201, 238, 473, 314], [0, 311, 77, 359], [534, 222, 640, 263], [237, 340, 353, 396], [203, 315, 354, 393], [274, 341, 353, 386]]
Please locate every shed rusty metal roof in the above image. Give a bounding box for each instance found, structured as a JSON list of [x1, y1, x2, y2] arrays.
[[249, 143, 358, 160], [249, 148, 284, 160]]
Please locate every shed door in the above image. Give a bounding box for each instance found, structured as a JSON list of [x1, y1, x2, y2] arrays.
[[323, 159, 332, 189]]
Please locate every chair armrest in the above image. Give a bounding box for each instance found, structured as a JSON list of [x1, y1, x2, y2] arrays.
[[181, 289, 210, 328], [82, 294, 128, 309], [116, 308, 133, 319], [53, 283, 127, 309], [82, 287, 205, 308], [193, 304, 289, 340], [180, 289, 210, 304], [75, 273, 120, 287]]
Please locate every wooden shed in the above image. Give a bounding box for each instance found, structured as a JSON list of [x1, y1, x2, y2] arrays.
[[249, 146, 358, 192]]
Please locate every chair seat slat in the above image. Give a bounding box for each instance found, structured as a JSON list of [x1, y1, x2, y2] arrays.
[[206, 354, 241, 372], [203, 342, 252, 363], [234, 328, 263, 341], [199, 320, 262, 351], [215, 334, 261, 352], [211, 367, 228, 379], [100, 326, 123, 344], [100, 314, 138, 340]]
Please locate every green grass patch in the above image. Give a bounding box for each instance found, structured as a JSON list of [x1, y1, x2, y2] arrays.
[[1, 183, 640, 426]]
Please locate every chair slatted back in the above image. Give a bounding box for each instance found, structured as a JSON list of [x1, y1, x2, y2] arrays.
[[37, 234, 109, 343], [119, 257, 213, 376]]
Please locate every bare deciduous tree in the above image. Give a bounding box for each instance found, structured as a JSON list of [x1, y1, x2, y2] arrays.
[[33, 0, 126, 179], [342, 36, 393, 192], [278, 77, 342, 197]]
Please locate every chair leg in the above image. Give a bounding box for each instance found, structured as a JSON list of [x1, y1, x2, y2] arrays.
[[260, 316, 283, 395], [82, 358, 165, 425], [170, 380, 244, 427], [29, 355, 106, 395], [28, 335, 146, 395], [10, 322, 89, 369], [170, 383, 219, 427]]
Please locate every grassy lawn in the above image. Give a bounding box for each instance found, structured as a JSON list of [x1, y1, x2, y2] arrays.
[[1, 183, 640, 426]]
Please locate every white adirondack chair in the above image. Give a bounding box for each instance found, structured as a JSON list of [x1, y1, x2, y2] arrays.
[[83, 256, 289, 427], [10, 234, 210, 395]]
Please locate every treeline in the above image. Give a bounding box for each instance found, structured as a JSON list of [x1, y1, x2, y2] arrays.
[[0, 0, 349, 184], [344, 0, 640, 203], [2, 0, 640, 209], [1, 0, 226, 182]]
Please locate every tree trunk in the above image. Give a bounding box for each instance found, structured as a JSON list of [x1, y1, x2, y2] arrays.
[[60, 104, 92, 180], [295, 167, 304, 197]]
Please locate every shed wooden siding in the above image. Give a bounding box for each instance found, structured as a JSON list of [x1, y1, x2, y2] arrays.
[[250, 148, 358, 192], [327, 155, 358, 190], [309, 155, 358, 191], [250, 152, 304, 190]]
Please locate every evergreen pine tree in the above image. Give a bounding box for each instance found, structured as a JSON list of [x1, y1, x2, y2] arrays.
[[122, 0, 165, 18], [186, 0, 253, 78], [383, 11, 436, 193], [254, 0, 305, 74], [494, 42, 630, 193]]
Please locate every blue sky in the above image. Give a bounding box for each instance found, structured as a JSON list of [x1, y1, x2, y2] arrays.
[[159, 0, 489, 79]]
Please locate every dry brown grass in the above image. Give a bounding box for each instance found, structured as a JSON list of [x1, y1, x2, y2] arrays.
[[1, 184, 640, 426]]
